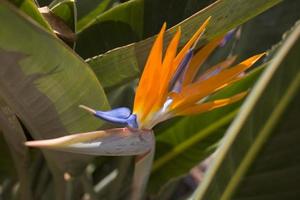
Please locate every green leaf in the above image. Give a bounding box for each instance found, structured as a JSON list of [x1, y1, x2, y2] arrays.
[[76, 0, 144, 58], [76, 0, 213, 58], [9, 0, 52, 30], [0, 1, 109, 199], [76, 0, 113, 32], [147, 65, 265, 194], [142, 0, 213, 38], [233, 0, 300, 61], [86, 0, 281, 90], [194, 21, 300, 200]]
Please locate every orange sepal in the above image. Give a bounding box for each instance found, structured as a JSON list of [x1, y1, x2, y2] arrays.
[[176, 91, 247, 116], [150, 28, 182, 113], [171, 53, 265, 110], [182, 35, 224, 86], [197, 55, 237, 82], [133, 23, 166, 119], [171, 17, 211, 77]]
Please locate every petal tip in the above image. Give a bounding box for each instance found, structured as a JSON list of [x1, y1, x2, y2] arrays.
[[162, 22, 167, 29], [79, 105, 96, 114], [202, 16, 212, 27], [205, 16, 212, 23], [251, 52, 266, 64], [25, 140, 46, 148]]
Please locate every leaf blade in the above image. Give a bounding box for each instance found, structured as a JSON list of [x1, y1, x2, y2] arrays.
[[194, 20, 300, 200], [86, 0, 281, 90]]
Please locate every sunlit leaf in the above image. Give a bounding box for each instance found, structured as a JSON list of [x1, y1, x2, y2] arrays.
[[0, 1, 109, 198]]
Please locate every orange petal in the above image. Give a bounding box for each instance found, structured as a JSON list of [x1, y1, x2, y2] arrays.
[[176, 91, 247, 116], [172, 17, 211, 77], [133, 23, 166, 120], [182, 35, 224, 86], [151, 28, 181, 110], [171, 53, 265, 110], [197, 55, 237, 82], [134, 17, 211, 124], [143, 17, 211, 121]]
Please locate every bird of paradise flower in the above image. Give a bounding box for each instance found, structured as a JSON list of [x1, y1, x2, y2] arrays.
[[26, 17, 264, 199]]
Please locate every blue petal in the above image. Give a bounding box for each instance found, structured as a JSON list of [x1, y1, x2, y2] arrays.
[[95, 110, 127, 124], [126, 114, 138, 128], [219, 29, 236, 47], [198, 67, 222, 81], [96, 107, 131, 119], [170, 49, 194, 93], [94, 107, 138, 128]]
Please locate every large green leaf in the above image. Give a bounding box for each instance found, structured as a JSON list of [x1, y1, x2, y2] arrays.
[[233, 0, 300, 61], [76, 0, 144, 58], [194, 21, 300, 200], [76, 0, 214, 58], [77, 0, 213, 38], [143, 0, 215, 37], [0, 98, 32, 200], [0, 1, 109, 199], [147, 65, 265, 194], [86, 0, 281, 90]]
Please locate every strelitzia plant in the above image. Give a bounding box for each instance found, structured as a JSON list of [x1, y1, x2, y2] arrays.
[[25, 17, 264, 198]]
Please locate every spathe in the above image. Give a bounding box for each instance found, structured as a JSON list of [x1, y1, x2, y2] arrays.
[[25, 128, 154, 156]]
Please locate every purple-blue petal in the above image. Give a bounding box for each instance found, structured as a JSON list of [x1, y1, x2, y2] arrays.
[[96, 107, 131, 119], [94, 107, 138, 128], [219, 29, 235, 47], [126, 114, 138, 128], [198, 67, 222, 81], [170, 49, 194, 92]]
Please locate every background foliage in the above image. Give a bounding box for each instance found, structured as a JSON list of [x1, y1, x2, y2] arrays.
[[0, 0, 299, 199]]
